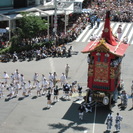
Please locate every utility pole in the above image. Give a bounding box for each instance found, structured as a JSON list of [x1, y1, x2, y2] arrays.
[[53, 0, 58, 45], [54, 0, 57, 36]]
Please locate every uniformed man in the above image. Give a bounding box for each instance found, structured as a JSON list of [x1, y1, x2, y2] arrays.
[[106, 113, 113, 131], [115, 113, 123, 132]]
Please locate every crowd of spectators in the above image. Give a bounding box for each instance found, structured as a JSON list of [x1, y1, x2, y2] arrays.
[[89, 0, 133, 22], [0, 0, 133, 50]]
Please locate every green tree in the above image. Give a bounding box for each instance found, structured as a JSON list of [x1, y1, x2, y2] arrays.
[[18, 12, 48, 40]]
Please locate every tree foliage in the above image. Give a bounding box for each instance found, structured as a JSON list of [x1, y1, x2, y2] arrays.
[[18, 12, 48, 39]]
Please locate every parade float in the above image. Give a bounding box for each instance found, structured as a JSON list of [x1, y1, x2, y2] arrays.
[[81, 10, 129, 109]]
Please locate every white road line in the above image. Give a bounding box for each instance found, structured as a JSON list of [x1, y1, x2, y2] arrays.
[[129, 33, 133, 45], [82, 27, 94, 42], [113, 23, 121, 35], [92, 104, 97, 133], [75, 25, 90, 42], [119, 23, 126, 41], [76, 22, 132, 44], [128, 24, 133, 44], [120, 23, 132, 41], [49, 58, 55, 72]]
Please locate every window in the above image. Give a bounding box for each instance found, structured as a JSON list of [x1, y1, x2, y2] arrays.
[[96, 52, 101, 62], [104, 53, 109, 63]]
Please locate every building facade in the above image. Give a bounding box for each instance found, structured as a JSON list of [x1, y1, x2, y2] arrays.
[[0, 0, 47, 9]]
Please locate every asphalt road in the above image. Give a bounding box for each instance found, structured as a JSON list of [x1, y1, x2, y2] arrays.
[[0, 41, 133, 133]]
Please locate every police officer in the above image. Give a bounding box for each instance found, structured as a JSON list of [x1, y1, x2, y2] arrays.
[[115, 113, 123, 132], [106, 113, 113, 131]]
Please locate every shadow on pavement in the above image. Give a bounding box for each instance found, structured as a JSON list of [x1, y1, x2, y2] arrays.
[[31, 96, 37, 99], [128, 107, 133, 111], [62, 102, 110, 124], [42, 107, 50, 110], [18, 97, 24, 101], [5, 98, 10, 102], [59, 97, 68, 102], [103, 130, 111, 133], [48, 122, 88, 133]]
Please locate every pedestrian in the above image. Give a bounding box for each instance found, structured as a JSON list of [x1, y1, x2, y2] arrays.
[[60, 73, 67, 87], [41, 74, 46, 84], [106, 113, 113, 131], [46, 90, 52, 108], [49, 72, 54, 93], [131, 93, 133, 108], [0, 82, 4, 98], [131, 81, 133, 108], [33, 73, 38, 88], [10, 73, 15, 84], [42, 78, 49, 95], [77, 84, 82, 98], [22, 82, 27, 97], [20, 74, 24, 89], [36, 80, 41, 97], [8, 83, 14, 98], [65, 64, 70, 78], [53, 72, 57, 87], [3, 72, 9, 87], [64, 83, 70, 100], [14, 82, 20, 97], [71, 81, 77, 93], [96, 16, 101, 28], [121, 90, 128, 108], [131, 81, 133, 96], [27, 80, 32, 96], [78, 104, 85, 120], [53, 85, 59, 102], [14, 71, 20, 84], [117, 25, 122, 41], [115, 113, 123, 132]]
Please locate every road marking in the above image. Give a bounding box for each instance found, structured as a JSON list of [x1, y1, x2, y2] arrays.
[[49, 58, 55, 72], [82, 27, 94, 42], [76, 22, 133, 45], [75, 25, 90, 42], [120, 23, 131, 41], [92, 104, 97, 133]]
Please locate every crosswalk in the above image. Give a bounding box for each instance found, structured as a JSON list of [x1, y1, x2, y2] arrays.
[[75, 22, 133, 45]]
